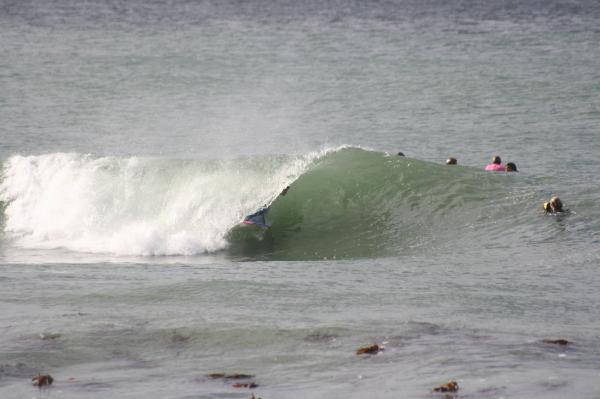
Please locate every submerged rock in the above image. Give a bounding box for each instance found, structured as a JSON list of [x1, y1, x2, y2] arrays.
[[356, 344, 382, 355], [208, 373, 254, 379], [433, 380, 459, 393], [39, 333, 61, 340], [233, 382, 258, 388], [32, 374, 53, 387], [542, 339, 570, 346]]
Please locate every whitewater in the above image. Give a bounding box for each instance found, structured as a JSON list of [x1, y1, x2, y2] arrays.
[[0, 150, 326, 256], [1, 1, 600, 398]]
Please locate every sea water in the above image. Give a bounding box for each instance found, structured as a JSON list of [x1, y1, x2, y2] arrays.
[[1, 1, 600, 398]]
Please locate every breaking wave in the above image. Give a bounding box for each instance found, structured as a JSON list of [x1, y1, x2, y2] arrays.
[[0, 147, 515, 260]]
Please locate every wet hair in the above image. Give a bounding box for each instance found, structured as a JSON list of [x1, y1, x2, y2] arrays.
[[506, 162, 517, 172], [446, 157, 457, 165], [550, 196, 563, 212], [397, 152, 405, 156], [492, 155, 502, 165]]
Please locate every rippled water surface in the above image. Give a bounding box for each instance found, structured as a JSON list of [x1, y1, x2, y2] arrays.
[[1, 1, 600, 398]]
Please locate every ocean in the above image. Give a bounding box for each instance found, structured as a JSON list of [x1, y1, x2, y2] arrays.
[[1, 1, 600, 398]]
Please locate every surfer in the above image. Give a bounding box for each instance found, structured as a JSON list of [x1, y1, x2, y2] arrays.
[[242, 206, 270, 228], [484, 155, 505, 171], [242, 186, 290, 228], [505, 162, 518, 172], [543, 196, 565, 214], [446, 157, 457, 165]]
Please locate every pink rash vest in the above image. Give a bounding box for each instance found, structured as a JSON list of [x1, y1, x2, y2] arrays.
[[484, 163, 505, 171]]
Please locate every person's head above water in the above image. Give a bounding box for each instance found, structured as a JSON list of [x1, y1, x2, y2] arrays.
[[550, 196, 563, 212], [543, 196, 564, 213], [446, 157, 457, 165], [506, 162, 517, 172], [397, 152, 405, 157], [485, 155, 505, 171]]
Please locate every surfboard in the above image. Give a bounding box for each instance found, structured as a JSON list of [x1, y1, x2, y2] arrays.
[[242, 219, 271, 229]]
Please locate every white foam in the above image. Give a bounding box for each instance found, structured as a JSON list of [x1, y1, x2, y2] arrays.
[[0, 149, 342, 256]]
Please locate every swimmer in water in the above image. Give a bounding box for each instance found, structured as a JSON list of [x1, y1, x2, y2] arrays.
[[505, 162, 518, 172], [446, 157, 457, 165], [484, 155, 505, 171], [543, 196, 565, 214]]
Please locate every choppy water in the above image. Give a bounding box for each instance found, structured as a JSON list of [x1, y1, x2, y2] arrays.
[[1, 1, 600, 398]]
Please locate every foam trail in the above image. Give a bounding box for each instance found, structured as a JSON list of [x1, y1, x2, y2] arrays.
[[0, 151, 327, 255]]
